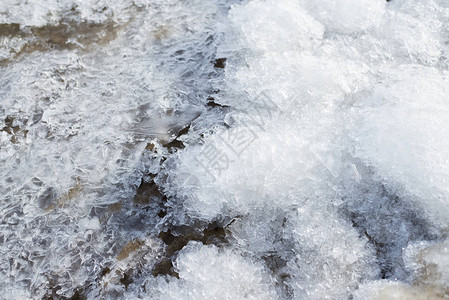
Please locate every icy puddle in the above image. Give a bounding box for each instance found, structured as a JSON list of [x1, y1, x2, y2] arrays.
[[1, 0, 449, 299]]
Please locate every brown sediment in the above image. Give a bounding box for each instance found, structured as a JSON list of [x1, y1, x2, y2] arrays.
[[0, 115, 28, 144], [56, 181, 82, 209], [29, 20, 119, 49], [151, 25, 172, 41], [116, 239, 145, 261], [373, 284, 447, 300], [40, 180, 83, 212], [133, 178, 165, 206], [59, 180, 83, 203], [107, 201, 123, 212], [97, 238, 161, 296], [43, 277, 90, 300], [19, 20, 118, 53], [145, 142, 155, 151], [411, 243, 449, 298], [0, 15, 128, 66], [0, 23, 24, 37]]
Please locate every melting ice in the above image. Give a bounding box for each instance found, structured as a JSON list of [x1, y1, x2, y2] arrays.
[[1, 0, 449, 299]]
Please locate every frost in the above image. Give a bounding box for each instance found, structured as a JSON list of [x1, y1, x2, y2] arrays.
[[2, 0, 449, 298], [350, 65, 449, 229], [145, 242, 277, 300], [298, 0, 385, 34]]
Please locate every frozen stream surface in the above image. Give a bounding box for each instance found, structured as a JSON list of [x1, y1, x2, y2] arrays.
[[1, 0, 449, 299]]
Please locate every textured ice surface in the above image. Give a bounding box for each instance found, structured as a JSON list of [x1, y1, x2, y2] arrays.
[[0, 0, 142, 26], [0, 0, 230, 297], [2, 0, 449, 299], [130, 242, 278, 300], [350, 65, 449, 229]]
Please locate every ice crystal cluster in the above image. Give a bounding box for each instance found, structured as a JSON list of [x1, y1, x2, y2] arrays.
[[1, 0, 449, 299]]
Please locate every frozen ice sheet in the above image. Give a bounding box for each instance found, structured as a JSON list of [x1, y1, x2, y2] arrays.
[[2, 0, 449, 298]]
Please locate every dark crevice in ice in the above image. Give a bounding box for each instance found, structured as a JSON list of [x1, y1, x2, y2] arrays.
[[161, 125, 191, 151], [345, 184, 438, 280], [206, 96, 230, 108], [1, 115, 29, 143], [262, 253, 294, 299], [213, 57, 227, 69], [43, 284, 89, 300]]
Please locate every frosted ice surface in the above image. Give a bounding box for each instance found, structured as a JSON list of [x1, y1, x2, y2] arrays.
[[228, 0, 325, 52], [134, 242, 277, 300], [0, 0, 143, 26], [350, 65, 449, 229], [0, 0, 229, 297], [2, 0, 449, 299], [298, 0, 385, 34]]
